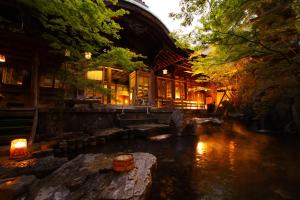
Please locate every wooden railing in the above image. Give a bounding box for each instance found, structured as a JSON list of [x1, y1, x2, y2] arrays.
[[156, 98, 205, 110]]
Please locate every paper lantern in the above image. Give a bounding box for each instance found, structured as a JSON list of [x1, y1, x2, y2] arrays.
[[162, 69, 168, 75], [10, 139, 28, 159], [113, 154, 135, 172]]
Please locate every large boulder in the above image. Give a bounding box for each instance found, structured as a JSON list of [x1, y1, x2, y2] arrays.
[[28, 152, 157, 200], [169, 110, 185, 135]]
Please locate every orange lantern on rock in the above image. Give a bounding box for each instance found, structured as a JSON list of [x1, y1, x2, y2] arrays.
[[113, 154, 135, 172], [10, 139, 28, 159]]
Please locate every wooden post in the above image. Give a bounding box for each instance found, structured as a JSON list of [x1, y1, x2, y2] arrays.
[[107, 67, 112, 104], [148, 69, 155, 106], [135, 70, 138, 105], [29, 52, 39, 147], [171, 70, 175, 107], [215, 91, 226, 113], [184, 78, 188, 100]]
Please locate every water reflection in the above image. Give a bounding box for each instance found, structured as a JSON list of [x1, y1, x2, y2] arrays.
[[86, 122, 300, 200], [196, 141, 206, 155], [229, 140, 236, 171]]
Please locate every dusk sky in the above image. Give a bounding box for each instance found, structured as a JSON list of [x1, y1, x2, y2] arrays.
[[143, 0, 182, 31]]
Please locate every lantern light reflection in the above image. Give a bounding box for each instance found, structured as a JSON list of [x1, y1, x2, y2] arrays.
[[196, 141, 207, 155], [0, 54, 6, 62]]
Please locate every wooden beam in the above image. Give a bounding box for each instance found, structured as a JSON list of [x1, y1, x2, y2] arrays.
[[148, 69, 156, 106], [171, 69, 175, 107], [107, 67, 112, 104], [215, 91, 226, 113]]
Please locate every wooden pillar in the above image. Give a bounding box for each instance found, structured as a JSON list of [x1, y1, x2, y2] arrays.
[[148, 69, 156, 106], [135, 70, 138, 105], [107, 67, 112, 104], [184, 78, 188, 100], [171, 70, 175, 107]]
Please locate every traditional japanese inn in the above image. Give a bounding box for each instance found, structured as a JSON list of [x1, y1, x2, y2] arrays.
[[0, 0, 229, 143]]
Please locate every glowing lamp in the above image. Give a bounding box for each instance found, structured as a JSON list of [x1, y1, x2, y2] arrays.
[[162, 69, 168, 75], [64, 49, 71, 57], [0, 54, 6, 62], [10, 139, 28, 159], [85, 52, 92, 60]]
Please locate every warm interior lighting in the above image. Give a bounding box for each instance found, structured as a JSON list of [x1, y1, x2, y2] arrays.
[[85, 52, 92, 60], [0, 54, 6, 62], [10, 139, 28, 159], [124, 99, 129, 104], [162, 69, 168, 75], [87, 70, 102, 81]]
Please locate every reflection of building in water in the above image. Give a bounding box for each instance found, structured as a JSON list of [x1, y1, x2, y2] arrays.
[[228, 140, 236, 171], [196, 141, 207, 155]]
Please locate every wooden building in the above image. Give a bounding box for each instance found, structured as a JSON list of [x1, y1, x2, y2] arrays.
[[0, 0, 216, 110]]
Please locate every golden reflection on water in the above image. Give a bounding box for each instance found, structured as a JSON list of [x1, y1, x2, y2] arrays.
[[229, 140, 236, 171], [196, 141, 207, 155], [195, 135, 238, 170]]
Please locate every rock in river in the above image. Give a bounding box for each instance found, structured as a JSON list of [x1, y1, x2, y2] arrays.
[[28, 152, 157, 200]]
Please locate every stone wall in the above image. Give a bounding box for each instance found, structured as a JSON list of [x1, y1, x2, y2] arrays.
[[37, 108, 206, 139], [38, 110, 118, 138]]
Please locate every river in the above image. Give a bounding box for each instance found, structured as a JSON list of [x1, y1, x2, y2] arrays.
[[88, 122, 300, 200]]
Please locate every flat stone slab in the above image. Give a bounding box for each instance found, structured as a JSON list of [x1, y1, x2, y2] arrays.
[[93, 128, 126, 137], [0, 156, 68, 179], [191, 117, 223, 125], [126, 124, 169, 132], [28, 152, 157, 200]]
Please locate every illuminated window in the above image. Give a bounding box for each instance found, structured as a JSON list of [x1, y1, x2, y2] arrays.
[[40, 74, 53, 88], [0, 65, 25, 85], [157, 79, 171, 99], [87, 70, 102, 81], [175, 81, 185, 99], [40, 72, 62, 88]]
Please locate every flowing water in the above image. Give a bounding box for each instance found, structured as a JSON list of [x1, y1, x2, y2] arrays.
[[88, 122, 300, 200]]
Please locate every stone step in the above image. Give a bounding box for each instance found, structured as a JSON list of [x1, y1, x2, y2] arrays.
[[119, 118, 158, 127], [126, 123, 170, 138]]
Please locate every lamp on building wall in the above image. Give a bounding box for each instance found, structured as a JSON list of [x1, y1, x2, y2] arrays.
[[64, 49, 71, 57], [162, 69, 168, 75], [0, 54, 6, 62], [10, 139, 28, 159], [85, 52, 92, 60]]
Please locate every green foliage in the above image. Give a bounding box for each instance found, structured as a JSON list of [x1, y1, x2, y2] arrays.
[[174, 0, 300, 118], [11, 0, 146, 95], [92, 47, 146, 72]]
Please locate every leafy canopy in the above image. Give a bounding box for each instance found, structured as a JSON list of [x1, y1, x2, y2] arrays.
[[172, 0, 300, 117]]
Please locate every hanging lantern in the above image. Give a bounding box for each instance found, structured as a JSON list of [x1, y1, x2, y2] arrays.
[[0, 54, 6, 62], [84, 52, 92, 60], [10, 139, 28, 159], [162, 69, 168, 75], [64, 49, 71, 57]]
